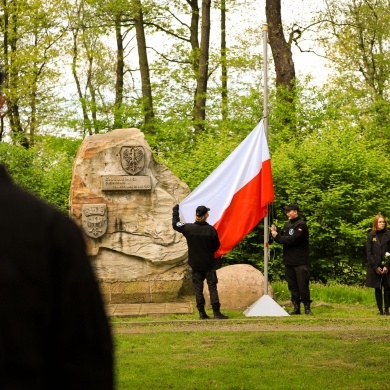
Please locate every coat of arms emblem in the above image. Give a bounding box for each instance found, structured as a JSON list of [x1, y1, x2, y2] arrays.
[[120, 146, 145, 175], [82, 204, 107, 238]]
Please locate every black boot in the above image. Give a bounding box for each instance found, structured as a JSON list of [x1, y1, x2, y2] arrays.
[[383, 288, 390, 315], [290, 302, 301, 315], [303, 302, 313, 315], [198, 308, 210, 320], [213, 311, 229, 319], [375, 289, 383, 315]]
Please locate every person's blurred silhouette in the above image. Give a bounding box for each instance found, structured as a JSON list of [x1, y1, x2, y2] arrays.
[[0, 164, 114, 389]]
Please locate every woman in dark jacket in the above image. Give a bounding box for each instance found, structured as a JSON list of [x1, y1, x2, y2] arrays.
[[366, 214, 390, 315]]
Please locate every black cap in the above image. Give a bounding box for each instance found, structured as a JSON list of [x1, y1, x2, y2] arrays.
[[196, 205, 210, 217], [284, 204, 300, 212]]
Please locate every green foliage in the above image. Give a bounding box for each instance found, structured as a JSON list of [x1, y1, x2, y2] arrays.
[[270, 122, 389, 284], [316, 0, 390, 100], [0, 0, 65, 144], [2, 0, 390, 290], [210, 80, 390, 286], [3, 77, 389, 288], [273, 281, 375, 305], [0, 136, 81, 213]]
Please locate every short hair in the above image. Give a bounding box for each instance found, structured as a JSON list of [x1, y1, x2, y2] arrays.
[[195, 214, 208, 223]]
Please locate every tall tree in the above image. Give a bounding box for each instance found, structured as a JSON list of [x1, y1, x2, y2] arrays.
[[317, 0, 390, 100], [309, 0, 390, 144], [68, 0, 94, 135], [220, 0, 227, 122], [265, 0, 296, 128], [132, 0, 155, 133], [1, 0, 26, 146], [265, 0, 296, 90], [141, 0, 215, 133], [193, 0, 211, 132], [66, 0, 126, 134], [0, 0, 65, 147], [113, 10, 125, 129], [84, 0, 157, 131]]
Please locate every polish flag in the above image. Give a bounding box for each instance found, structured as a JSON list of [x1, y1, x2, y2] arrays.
[[179, 120, 274, 257]]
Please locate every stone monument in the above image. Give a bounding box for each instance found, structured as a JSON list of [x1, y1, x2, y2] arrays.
[[69, 128, 192, 304]]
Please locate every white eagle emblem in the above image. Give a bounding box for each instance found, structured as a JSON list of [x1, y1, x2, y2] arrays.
[[120, 146, 145, 175]]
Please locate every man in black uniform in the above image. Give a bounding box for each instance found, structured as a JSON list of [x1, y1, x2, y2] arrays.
[[0, 164, 114, 389], [271, 204, 312, 315], [172, 204, 228, 320]]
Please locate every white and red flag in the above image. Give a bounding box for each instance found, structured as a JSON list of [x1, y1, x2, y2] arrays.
[[179, 120, 274, 257]]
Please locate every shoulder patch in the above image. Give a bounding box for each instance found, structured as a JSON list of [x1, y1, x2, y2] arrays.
[[176, 222, 185, 227]]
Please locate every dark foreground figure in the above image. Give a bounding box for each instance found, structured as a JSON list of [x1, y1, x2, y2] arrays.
[[0, 165, 114, 389], [172, 204, 228, 320]]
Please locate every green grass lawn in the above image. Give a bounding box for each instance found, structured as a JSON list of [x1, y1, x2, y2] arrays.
[[112, 283, 390, 390]]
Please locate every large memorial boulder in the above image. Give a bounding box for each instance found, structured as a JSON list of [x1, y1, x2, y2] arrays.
[[203, 264, 273, 311], [69, 128, 193, 304]]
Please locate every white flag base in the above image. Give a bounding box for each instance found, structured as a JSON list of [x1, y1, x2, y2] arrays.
[[243, 294, 290, 317]]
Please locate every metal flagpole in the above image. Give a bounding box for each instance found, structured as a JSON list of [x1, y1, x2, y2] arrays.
[[262, 24, 269, 296], [243, 24, 289, 316]]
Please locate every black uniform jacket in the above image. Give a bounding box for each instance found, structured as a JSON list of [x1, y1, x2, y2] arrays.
[[365, 230, 390, 288], [172, 207, 220, 271], [0, 165, 114, 390], [274, 216, 309, 266]]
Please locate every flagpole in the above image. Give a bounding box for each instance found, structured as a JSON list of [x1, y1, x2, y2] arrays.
[[263, 24, 269, 296], [243, 24, 289, 316]]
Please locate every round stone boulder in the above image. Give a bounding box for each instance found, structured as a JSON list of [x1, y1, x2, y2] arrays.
[[203, 264, 274, 311]]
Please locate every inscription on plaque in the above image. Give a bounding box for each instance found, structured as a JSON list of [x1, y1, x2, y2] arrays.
[[101, 175, 151, 191]]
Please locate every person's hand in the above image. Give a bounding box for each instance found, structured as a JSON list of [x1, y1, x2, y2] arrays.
[[271, 224, 277, 232], [376, 267, 383, 275], [383, 267, 388, 274], [173, 204, 179, 212], [270, 224, 278, 238]]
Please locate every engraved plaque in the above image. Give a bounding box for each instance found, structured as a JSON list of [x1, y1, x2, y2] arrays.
[[120, 146, 145, 175], [82, 204, 107, 238], [101, 175, 151, 191]]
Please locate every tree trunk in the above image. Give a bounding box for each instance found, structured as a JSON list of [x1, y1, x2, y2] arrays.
[[71, 26, 92, 137], [194, 0, 211, 133], [7, 3, 29, 147], [266, 0, 296, 127], [133, 0, 155, 134], [187, 0, 200, 70], [29, 31, 40, 146], [221, 0, 227, 122], [114, 13, 124, 129], [265, 0, 295, 91]]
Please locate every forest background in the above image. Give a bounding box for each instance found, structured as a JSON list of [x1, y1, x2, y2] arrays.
[[0, 0, 389, 286]]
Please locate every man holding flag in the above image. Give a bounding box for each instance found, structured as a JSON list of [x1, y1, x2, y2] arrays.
[[177, 120, 274, 257], [172, 204, 229, 320], [172, 120, 275, 316]]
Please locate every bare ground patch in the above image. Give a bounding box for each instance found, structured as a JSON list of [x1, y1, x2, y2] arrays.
[[112, 318, 389, 334]]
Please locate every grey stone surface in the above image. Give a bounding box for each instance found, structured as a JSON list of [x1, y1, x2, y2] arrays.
[[203, 264, 274, 311], [69, 128, 193, 303]]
